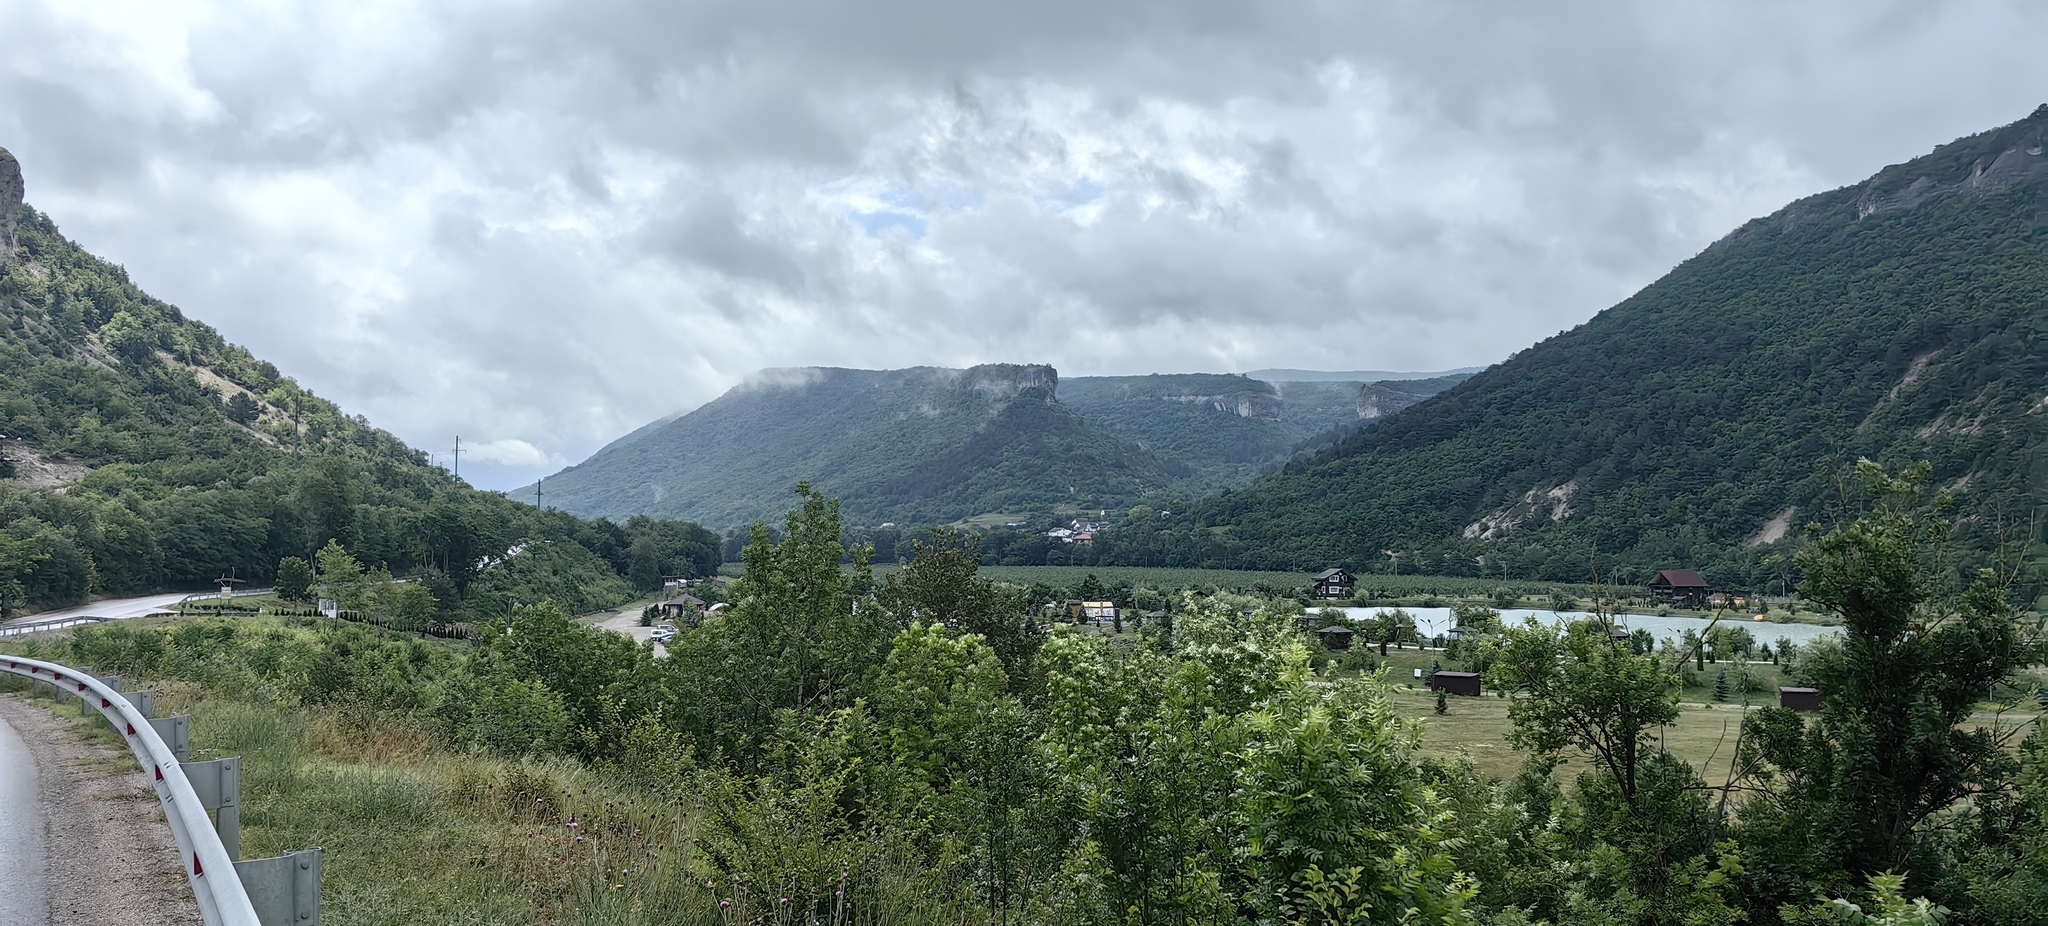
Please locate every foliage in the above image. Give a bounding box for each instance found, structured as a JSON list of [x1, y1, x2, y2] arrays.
[[13, 478, 2043, 926], [274, 555, 313, 601], [1235, 647, 1476, 924], [1737, 462, 2040, 909]]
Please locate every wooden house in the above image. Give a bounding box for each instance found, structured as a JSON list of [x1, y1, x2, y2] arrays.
[[1649, 569, 1713, 608], [659, 594, 707, 622], [1312, 568, 1356, 599], [1315, 625, 1356, 650], [1778, 687, 1823, 712], [1429, 671, 1483, 697]]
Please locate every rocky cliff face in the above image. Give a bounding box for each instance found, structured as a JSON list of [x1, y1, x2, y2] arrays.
[[1157, 391, 1284, 420], [0, 146, 22, 266], [1856, 103, 2048, 217], [960, 363, 1059, 400], [1356, 382, 1429, 420]]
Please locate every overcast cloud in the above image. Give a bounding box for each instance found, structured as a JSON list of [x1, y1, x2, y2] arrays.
[[2, 1, 2043, 490]]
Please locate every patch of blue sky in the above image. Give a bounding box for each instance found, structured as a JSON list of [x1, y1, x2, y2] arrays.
[[853, 209, 927, 238]]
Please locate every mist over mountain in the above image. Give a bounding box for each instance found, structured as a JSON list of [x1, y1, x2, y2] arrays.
[[527, 367, 1469, 529]]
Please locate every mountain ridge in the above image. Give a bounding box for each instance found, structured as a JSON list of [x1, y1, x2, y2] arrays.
[[529, 364, 1471, 528], [1096, 105, 2048, 588]]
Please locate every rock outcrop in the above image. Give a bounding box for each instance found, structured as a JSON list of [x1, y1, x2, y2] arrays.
[[0, 146, 21, 266], [1856, 104, 2048, 218], [1356, 382, 1429, 420]]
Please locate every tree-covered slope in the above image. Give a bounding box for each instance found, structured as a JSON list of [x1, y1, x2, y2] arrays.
[[1058, 372, 1466, 488], [539, 366, 1470, 530], [1103, 106, 2048, 587], [532, 364, 1189, 528], [0, 194, 718, 616]]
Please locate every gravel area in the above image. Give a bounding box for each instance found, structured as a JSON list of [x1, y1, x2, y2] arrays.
[[0, 692, 203, 926]]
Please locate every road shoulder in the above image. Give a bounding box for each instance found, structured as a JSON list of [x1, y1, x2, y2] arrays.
[[0, 692, 203, 926]]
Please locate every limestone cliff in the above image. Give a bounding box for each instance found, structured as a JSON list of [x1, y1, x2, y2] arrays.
[[0, 146, 22, 266]]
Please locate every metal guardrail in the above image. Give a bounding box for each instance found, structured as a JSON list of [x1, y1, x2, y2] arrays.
[[1, 656, 317, 926], [0, 616, 109, 637]]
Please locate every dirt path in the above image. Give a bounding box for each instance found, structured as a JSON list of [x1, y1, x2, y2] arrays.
[[0, 693, 202, 926]]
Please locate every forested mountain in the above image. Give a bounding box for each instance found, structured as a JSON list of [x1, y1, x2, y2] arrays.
[[532, 365, 1177, 528], [0, 152, 719, 617], [532, 366, 1469, 529], [1102, 106, 2048, 589], [1058, 372, 1464, 488]]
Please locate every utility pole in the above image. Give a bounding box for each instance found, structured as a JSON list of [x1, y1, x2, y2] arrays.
[[536, 475, 542, 510], [450, 436, 464, 480]]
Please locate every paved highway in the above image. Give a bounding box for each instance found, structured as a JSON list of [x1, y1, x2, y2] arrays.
[[0, 711, 47, 924], [1, 591, 192, 628]]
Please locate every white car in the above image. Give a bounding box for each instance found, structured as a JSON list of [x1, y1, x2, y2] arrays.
[[649, 624, 678, 643]]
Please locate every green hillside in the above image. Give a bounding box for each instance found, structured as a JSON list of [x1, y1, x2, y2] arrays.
[[1059, 373, 1464, 488], [0, 190, 718, 617], [1102, 106, 2048, 589], [535, 367, 1470, 530], [531, 364, 1187, 528]]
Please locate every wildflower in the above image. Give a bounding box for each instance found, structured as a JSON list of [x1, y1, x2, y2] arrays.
[[720, 900, 732, 909]]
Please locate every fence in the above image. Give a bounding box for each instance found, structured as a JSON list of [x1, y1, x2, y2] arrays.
[[0, 616, 109, 638], [0, 656, 320, 926]]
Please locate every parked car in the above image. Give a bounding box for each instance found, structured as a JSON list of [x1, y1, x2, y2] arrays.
[[650, 624, 677, 643]]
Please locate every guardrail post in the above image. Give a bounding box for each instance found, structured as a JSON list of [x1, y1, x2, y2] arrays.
[[128, 689, 156, 718], [183, 756, 243, 860], [235, 847, 321, 926], [149, 713, 191, 763]]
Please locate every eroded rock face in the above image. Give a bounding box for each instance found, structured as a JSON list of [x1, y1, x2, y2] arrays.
[[0, 147, 20, 264]]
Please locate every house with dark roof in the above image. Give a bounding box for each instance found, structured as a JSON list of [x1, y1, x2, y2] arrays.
[[1649, 569, 1713, 608], [1312, 568, 1356, 599]]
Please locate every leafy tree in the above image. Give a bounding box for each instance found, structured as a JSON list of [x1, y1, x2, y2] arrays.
[[315, 539, 366, 609], [1235, 646, 1476, 924], [875, 528, 1039, 687], [1488, 616, 1680, 808], [224, 391, 259, 425], [1740, 462, 2038, 900], [274, 556, 312, 601]]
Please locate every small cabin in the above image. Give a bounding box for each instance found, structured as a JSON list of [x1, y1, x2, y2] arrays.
[[1649, 569, 1713, 608], [1312, 568, 1356, 599], [1315, 625, 1356, 650], [1430, 671, 1483, 697], [1779, 687, 1823, 713], [659, 594, 707, 619]]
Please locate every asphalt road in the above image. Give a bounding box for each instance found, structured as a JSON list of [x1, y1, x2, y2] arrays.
[[0, 711, 47, 925], [1, 592, 192, 628]]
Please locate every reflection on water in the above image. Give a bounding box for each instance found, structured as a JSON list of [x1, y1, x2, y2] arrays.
[[1325, 606, 1842, 647]]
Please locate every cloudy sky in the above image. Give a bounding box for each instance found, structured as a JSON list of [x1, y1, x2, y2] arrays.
[[3, 1, 2043, 490]]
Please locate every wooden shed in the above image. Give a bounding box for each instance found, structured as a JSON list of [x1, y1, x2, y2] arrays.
[[1779, 687, 1823, 712], [1315, 625, 1356, 650], [1429, 671, 1482, 697]]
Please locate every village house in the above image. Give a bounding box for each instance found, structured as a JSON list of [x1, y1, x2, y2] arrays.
[[1312, 568, 1356, 599], [1649, 569, 1713, 608], [658, 593, 707, 624]]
